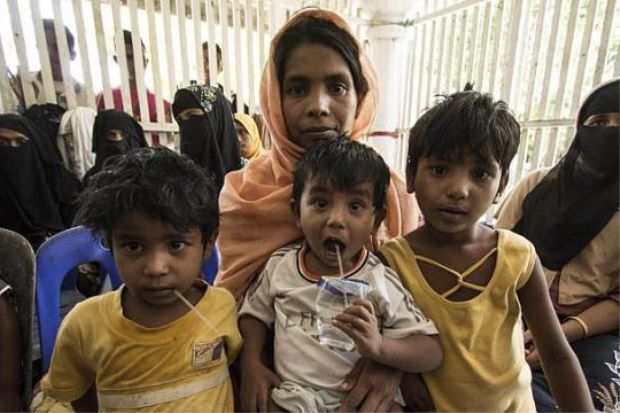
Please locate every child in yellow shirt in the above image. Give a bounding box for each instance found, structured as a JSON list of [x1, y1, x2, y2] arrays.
[[379, 86, 593, 412], [41, 148, 241, 411]]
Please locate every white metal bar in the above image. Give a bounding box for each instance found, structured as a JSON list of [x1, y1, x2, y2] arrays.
[[415, 23, 427, 116], [205, 0, 218, 87], [246, 0, 256, 112], [71, 0, 96, 108], [192, 0, 205, 85], [111, 0, 133, 115], [146, 0, 166, 125], [476, 1, 491, 90], [51, 0, 77, 108], [411, 0, 487, 25], [465, 5, 479, 86], [569, 0, 597, 115], [552, 0, 578, 119], [454, 10, 466, 90], [521, 0, 546, 119], [8, 0, 36, 107], [29, 0, 56, 104], [405, 32, 418, 127], [220, 0, 232, 96], [232, 0, 244, 113], [538, 0, 561, 118], [162, 0, 177, 97], [544, 128, 559, 165], [425, 20, 436, 108], [178, 0, 190, 86], [434, 16, 446, 94], [502, 0, 525, 104], [258, 0, 266, 86], [444, 13, 456, 93], [488, 0, 505, 97], [92, 0, 113, 108], [515, 128, 529, 181], [592, 0, 616, 86]]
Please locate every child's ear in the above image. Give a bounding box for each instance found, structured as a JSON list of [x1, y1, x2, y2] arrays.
[[373, 207, 387, 232], [290, 198, 301, 229], [494, 173, 510, 204]]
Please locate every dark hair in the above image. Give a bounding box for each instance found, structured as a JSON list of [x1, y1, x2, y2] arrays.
[[293, 136, 390, 212], [77, 147, 219, 243], [202, 42, 223, 61], [407, 88, 520, 180], [121, 29, 146, 50], [42, 19, 75, 53], [275, 16, 368, 103]]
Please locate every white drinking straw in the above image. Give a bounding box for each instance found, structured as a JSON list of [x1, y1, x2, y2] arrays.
[[174, 290, 218, 334], [335, 244, 348, 307]]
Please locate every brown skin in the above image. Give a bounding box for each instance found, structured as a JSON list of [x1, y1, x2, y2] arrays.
[[0, 294, 21, 412]]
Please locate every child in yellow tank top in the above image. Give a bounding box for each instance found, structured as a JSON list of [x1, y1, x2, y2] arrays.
[[379, 86, 593, 412]]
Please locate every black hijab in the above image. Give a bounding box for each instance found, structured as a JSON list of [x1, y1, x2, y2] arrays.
[[0, 114, 80, 247], [513, 79, 619, 270], [83, 110, 146, 185], [172, 84, 241, 189], [23, 103, 66, 160]]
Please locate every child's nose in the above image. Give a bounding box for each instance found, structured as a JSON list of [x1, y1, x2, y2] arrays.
[[143, 251, 170, 277], [327, 205, 346, 227], [446, 176, 470, 200]]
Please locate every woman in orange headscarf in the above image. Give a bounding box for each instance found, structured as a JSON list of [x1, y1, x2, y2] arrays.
[[216, 8, 419, 301]]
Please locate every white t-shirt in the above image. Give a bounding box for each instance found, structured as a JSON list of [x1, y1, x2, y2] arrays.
[[240, 242, 438, 391]]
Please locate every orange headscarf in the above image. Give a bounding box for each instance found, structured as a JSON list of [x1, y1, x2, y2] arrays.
[[216, 8, 419, 300]]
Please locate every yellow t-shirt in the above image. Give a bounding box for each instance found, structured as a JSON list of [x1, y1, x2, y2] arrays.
[[380, 229, 536, 412], [42, 282, 242, 412]]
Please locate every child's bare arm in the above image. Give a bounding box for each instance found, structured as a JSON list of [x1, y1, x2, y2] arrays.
[[518, 257, 594, 412], [238, 315, 281, 412], [333, 299, 442, 372]]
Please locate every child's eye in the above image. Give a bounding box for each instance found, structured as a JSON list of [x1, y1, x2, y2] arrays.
[[430, 165, 448, 176], [122, 242, 142, 253], [310, 198, 328, 209], [169, 241, 188, 252], [472, 170, 491, 181], [349, 201, 366, 212]]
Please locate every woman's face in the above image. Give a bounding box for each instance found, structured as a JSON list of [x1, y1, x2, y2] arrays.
[[177, 108, 205, 121], [106, 128, 128, 142], [281, 43, 358, 150], [0, 127, 29, 147], [583, 112, 620, 127], [235, 121, 252, 157]]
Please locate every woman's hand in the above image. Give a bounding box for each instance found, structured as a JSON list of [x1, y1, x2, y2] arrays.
[[240, 360, 281, 412], [337, 358, 403, 412], [333, 299, 382, 359]]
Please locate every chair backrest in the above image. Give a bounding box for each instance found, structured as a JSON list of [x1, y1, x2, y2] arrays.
[[36, 225, 219, 373], [0, 228, 35, 410]]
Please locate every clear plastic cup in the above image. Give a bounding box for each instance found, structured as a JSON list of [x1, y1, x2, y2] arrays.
[[315, 278, 370, 351]]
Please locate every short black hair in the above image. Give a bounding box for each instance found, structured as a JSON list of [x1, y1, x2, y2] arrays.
[[293, 137, 390, 212], [77, 148, 219, 243], [407, 88, 520, 181], [202, 42, 223, 60], [42, 19, 75, 53], [275, 16, 368, 104]]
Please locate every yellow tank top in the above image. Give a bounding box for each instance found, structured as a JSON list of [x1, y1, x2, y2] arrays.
[[380, 229, 537, 412]]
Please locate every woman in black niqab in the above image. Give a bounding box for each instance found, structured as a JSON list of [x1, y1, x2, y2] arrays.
[[172, 84, 241, 190], [0, 114, 80, 249]]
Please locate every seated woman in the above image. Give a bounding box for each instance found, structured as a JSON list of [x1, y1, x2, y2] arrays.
[[82, 110, 147, 186], [0, 114, 81, 250], [234, 113, 264, 165], [172, 84, 241, 190], [496, 78, 619, 412]]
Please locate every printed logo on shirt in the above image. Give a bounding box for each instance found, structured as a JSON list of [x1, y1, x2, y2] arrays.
[[192, 338, 224, 368]]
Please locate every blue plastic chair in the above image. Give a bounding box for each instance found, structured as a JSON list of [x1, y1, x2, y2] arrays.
[[36, 225, 220, 372]]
